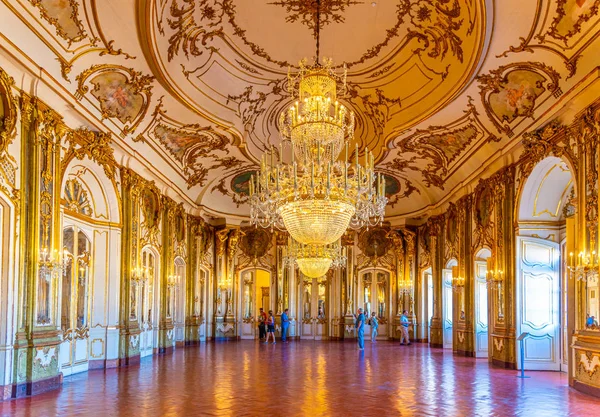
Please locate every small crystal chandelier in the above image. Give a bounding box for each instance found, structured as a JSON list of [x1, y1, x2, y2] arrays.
[[284, 237, 347, 279]]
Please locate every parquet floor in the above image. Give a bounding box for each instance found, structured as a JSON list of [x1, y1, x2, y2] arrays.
[[2, 341, 599, 416]]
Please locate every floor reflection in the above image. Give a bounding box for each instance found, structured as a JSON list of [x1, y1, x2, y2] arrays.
[[2, 342, 599, 416]]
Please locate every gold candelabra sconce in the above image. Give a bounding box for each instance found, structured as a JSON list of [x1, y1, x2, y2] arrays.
[[399, 278, 413, 295], [167, 274, 180, 289], [131, 266, 149, 287], [485, 258, 503, 283], [219, 276, 232, 291], [568, 251, 599, 282], [39, 246, 70, 281], [451, 266, 465, 290]]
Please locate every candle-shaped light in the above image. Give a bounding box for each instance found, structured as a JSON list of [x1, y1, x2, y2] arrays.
[[293, 162, 298, 191]]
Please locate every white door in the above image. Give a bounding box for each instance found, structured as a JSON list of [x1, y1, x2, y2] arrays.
[[139, 250, 157, 358], [474, 261, 488, 357], [442, 269, 453, 349], [60, 225, 91, 376], [299, 277, 328, 340], [516, 237, 560, 371]]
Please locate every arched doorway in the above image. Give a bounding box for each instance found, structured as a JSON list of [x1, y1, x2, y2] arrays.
[[474, 248, 491, 358], [139, 247, 160, 357], [59, 162, 120, 374], [299, 273, 329, 340], [359, 268, 391, 340], [516, 156, 571, 371], [173, 257, 186, 344], [443, 259, 457, 349], [418, 267, 433, 342], [239, 267, 271, 339]]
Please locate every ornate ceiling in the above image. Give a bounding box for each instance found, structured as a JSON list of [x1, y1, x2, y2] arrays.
[[2, 0, 600, 222]]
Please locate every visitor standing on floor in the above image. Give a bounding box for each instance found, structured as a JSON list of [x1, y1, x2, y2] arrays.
[[400, 310, 411, 345], [281, 308, 290, 342], [258, 308, 267, 340], [356, 308, 365, 350], [265, 310, 276, 344], [370, 312, 379, 342]]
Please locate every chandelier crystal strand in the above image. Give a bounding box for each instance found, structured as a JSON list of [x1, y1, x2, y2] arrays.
[[249, 59, 387, 246]]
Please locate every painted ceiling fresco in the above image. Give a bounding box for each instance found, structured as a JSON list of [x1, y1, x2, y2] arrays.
[[4, 0, 600, 220]]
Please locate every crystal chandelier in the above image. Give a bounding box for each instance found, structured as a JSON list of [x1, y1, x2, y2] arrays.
[[284, 237, 347, 279], [249, 58, 387, 245]]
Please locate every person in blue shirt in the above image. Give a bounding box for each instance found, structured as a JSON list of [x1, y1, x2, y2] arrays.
[[370, 312, 379, 342], [281, 308, 290, 343], [400, 310, 411, 345], [355, 308, 365, 350]]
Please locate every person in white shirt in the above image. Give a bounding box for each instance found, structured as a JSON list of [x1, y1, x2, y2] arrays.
[[400, 310, 411, 345]]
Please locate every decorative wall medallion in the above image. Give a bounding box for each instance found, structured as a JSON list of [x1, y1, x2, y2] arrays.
[[76, 65, 154, 136], [130, 334, 140, 349], [34, 346, 57, 369], [477, 62, 562, 137], [357, 227, 391, 260], [62, 178, 93, 216], [578, 351, 600, 377], [458, 331, 465, 343], [239, 227, 272, 262], [493, 337, 504, 353], [216, 322, 234, 334]]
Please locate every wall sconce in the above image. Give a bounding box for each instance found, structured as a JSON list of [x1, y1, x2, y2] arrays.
[[485, 258, 503, 286], [399, 278, 413, 294], [568, 251, 599, 282], [131, 267, 149, 286], [168, 274, 180, 289], [39, 246, 70, 281], [451, 266, 465, 290]]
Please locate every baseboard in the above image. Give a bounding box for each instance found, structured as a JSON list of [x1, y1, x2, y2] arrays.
[[456, 349, 475, 357], [1, 384, 10, 401], [573, 380, 600, 398], [430, 343, 443, 348], [118, 354, 140, 367], [158, 346, 174, 355], [12, 373, 63, 398], [492, 358, 516, 369]]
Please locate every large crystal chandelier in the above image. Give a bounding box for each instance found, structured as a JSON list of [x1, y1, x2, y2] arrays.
[[249, 58, 387, 245], [284, 237, 347, 279]]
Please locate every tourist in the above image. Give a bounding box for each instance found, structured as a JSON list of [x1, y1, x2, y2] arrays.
[[587, 314, 593, 328], [281, 308, 290, 342], [265, 310, 276, 344], [400, 310, 411, 345], [370, 312, 379, 342], [356, 308, 365, 350], [258, 308, 267, 340]]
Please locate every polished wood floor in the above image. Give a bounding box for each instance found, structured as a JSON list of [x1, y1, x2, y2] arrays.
[[2, 341, 599, 416]]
